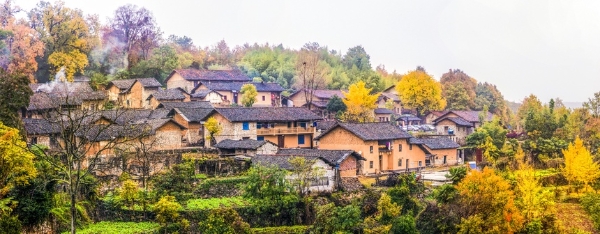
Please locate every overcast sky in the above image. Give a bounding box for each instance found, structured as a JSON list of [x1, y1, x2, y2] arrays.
[[18, 0, 600, 103]]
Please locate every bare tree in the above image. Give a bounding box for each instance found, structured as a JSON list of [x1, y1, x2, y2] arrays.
[[32, 97, 151, 234], [109, 4, 160, 68], [296, 42, 327, 110]]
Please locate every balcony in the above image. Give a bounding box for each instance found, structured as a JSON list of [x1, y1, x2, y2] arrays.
[[257, 127, 316, 135]]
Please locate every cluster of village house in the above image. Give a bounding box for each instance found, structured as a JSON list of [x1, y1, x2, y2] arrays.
[[21, 68, 491, 192]]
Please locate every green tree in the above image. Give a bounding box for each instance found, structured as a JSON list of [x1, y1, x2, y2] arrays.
[[396, 69, 446, 115], [240, 83, 257, 107], [312, 203, 362, 233], [288, 156, 324, 197], [326, 94, 346, 118], [197, 207, 250, 234], [583, 91, 600, 118], [0, 70, 31, 131], [441, 69, 477, 110], [242, 165, 289, 200], [152, 160, 195, 201], [341, 81, 378, 122]]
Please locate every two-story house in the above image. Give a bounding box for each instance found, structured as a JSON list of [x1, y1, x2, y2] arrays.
[[192, 81, 284, 107], [168, 107, 215, 146], [146, 88, 191, 109], [432, 110, 493, 145], [205, 107, 323, 148], [315, 122, 425, 175], [105, 78, 162, 109], [287, 89, 346, 118], [164, 69, 251, 92]]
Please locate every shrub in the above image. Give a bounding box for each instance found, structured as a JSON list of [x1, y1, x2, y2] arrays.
[[197, 207, 250, 234], [251, 225, 308, 234], [580, 193, 600, 230]]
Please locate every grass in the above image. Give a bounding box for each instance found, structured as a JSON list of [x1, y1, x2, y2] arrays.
[[185, 196, 249, 210], [358, 177, 377, 188], [555, 202, 598, 234], [63, 221, 159, 234]]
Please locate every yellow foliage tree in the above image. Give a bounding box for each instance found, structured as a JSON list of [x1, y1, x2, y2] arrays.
[[562, 137, 600, 192], [363, 193, 400, 234], [240, 83, 257, 107], [47, 50, 88, 82], [396, 69, 446, 115], [342, 81, 378, 122], [205, 117, 222, 146], [0, 122, 37, 199], [514, 164, 557, 229], [456, 168, 523, 234]]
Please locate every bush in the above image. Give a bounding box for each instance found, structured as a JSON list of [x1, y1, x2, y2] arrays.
[[580, 193, 600, 230], [63, 221, 159, 234], [251, 225, 308, 234], [198, 207, 250, 234]]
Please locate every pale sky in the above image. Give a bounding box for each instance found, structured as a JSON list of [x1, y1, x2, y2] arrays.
[[17, 0, 600, 103]]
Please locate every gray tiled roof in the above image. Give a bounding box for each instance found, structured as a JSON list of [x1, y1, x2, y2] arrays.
[[148, 88, 187, 100], [200, 82, 284, 92], [108, 79, 136, 90], [28, 82, 106, 110], [214, 139, 271, 150], [374, 108, 394, 114], [190, 89, 220, 99], [276, 148, 365, 165], [315, 122, 412, 141], [170, 108, 215, 122], [409, 137, 460, 150], [23, 118, 61, 135], [214, 107, 322, 122], [108, 78, 162, 91], [316, 120, 338, 131], [436, 116, 473, 127], [169, 69, 251, 82], [157, 101, 213, 109], [135, 78, 162, 87], [289, 89, 346, 100], [436, 110, 493, 123]]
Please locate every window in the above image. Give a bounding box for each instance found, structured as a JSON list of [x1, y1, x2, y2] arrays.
[[299, 122, 307, 128], [370, 146, 373, 153], [398, 144, 402, 152], [398, 159, 402, 167], [242, 137, 250, 140], [287, 122, 292, 128], [298, 135, 305, 145], [419, 161, 422, 167], [369, 161, 373, 168], [31, 137, 38, 145], [262, 96, 265, 101], [257, 136, 264, 141], [409, 144, 413, 150], [242, 122, 249, 130], [257, 123, 262, 129], [223, 95, 227, 100]]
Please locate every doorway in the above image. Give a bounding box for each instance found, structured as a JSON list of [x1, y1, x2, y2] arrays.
[[277, 135, 285, 148]]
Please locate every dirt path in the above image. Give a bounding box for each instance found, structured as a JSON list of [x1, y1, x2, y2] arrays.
[[556, 202, 598, 233]]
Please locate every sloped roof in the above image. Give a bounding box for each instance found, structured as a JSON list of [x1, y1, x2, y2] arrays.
[[148, 88, 187, 100], [435, 116, 473, 127], [289, 89, 346, 100], [409, 137, 460, 150], [199, 82, 284, 92], [190, 89, 221, 99], [23, 118, 61, 135], [315, 122, 412, 141], [133, 118, 186, 132], [251, 155, 321, 170], [374, 108, 394, 114], [135, 78, 162, 87], [28, 92, 57, 110], [214, 139, 274, 150], [276, 148, 365, 165], [214, 107, 322, 122], [28, 82, 106, 109], [157, 101, 213, 109], [316, 120, 338, 131], [100, 109, 168, 125], [436, 110, 493, 123], [378, 92, 400, 102], [107, 79, 136, 90], [167, 69, 251, 82], [397, 114, 422, 122], [169, 108, 215, 122]]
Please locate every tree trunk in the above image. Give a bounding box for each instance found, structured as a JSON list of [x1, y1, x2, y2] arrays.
[[70, 191, 76, 234]]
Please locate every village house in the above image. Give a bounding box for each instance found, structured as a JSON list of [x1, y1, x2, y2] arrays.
[[146, 88, 191, 109], [191, 81, 284, 107], [315, 122, 426, 175], [23, 118, 61, 149], [189, 89, 224, 105], [409, 137, 461, 166], [424, 111, 448, 124], [205, 107, 323, 148], [432, 110, 493, 145], [105, 78, 162, 109], [156, 101, 213, 110], [213, 139, 278, 157], [376, 86, 402, 115], [252, 149, 365, 192], [164, 69, 251, 92], [26, 82, 107, 118], [168, 107, 215, 146], [287, 89, 346, 118], [374, 108, 394, 122]]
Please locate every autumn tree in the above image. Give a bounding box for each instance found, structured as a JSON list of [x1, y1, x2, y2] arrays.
[[197, 207, 250, 234], [0, 122, 37, 201], [517, 94, 543, 126], [296, 42, 327, 110], [396, 69, 446, 115], [475, 82, 506, 115], [440, 69, 477, 110], [205, 117, 221, 146], [1, 20, 44, 82], [456, 168, 523, 233], [240, 83, 257, 107], [562, 137, 600, 192], [31, 1, 96, 81], [514, 164, 559, 232], [109, 4, 161, 68], [583, 91, 600, 118], [341, 80, 378, 122]]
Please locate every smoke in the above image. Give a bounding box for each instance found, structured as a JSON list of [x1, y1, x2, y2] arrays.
[[89, 33, 128, 75], [55, 67, 66, 82], [36, 67, 74, 94]]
